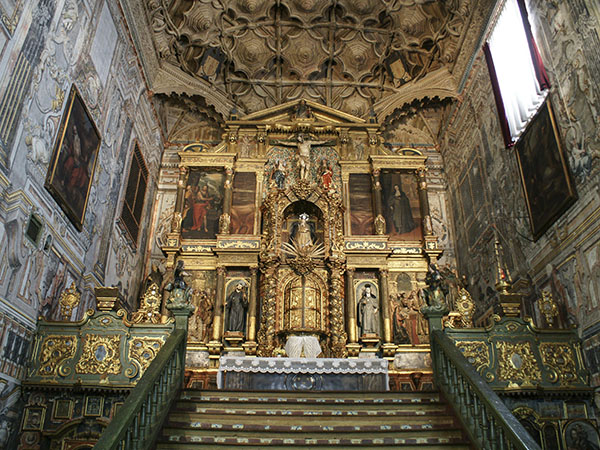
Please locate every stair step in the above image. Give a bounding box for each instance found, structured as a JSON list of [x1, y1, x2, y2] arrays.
[[171, 406, 451, 418], [157, 435, 470, 448], [164, 420, 461, 433], [159, 389, 471, 448], [181, 391, 441, 404], [168, 412, 455, 425]]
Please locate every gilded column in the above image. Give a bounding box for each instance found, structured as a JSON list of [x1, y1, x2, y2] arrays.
[[379, 269, 392, 343], [328, 258, 347, 358], [219, 167, 234, 234], [211, 266, 227, 342], [243, 266, 259, 355], [345, 268, 357, 343], [416, 168, 433, 236], [257, 258, 278, 356], [372, 168, 385, 235]]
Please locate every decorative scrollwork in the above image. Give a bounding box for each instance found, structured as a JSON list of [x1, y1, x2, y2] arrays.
[[496, 341, 541, 385], [455, 340, 490, 374], [76, 334, 122, 375], [59, 282, 81, 321], [38, 335, 77, 377], [538, 291, 559, 326], [126, 337, 165, 378], [131, 282, 162, 324], [539, 343, 578, 386]]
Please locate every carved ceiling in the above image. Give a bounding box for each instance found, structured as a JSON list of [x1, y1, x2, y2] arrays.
[[128, 0, 494, 140]]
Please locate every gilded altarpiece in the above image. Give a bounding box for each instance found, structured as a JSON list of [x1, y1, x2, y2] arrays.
[[162, 100, 441, 375]]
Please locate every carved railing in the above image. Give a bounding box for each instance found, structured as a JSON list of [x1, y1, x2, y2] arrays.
[[94, 328, 186, 450], [431, 329, 541, 450]]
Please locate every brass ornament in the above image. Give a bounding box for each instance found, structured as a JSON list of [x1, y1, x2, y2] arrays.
[[127, 337, 165, 378], [59, 282, 81, 321], [76, 334, 122, 375], [538, 290, 559, 326], [38, 335, 77, 377], [539, 342, 577, 386], [131, 282, 162, 324], [496, 341, 541, 385]]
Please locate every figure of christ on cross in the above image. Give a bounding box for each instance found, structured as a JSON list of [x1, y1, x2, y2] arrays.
[[271, 133, 336, 181]]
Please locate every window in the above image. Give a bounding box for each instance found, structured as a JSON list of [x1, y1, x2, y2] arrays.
[[120, 143, 148, 245], [484, 0, 550, 146]]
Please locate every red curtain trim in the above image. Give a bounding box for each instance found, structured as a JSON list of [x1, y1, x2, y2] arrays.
[[483, 42, 514, 148]]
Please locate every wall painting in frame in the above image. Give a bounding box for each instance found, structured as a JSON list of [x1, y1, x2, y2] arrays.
[[381, 170, 422, 241], [45, 84, 101, 231], [515, 99, 576, 241], [181, 168, 225, 239]]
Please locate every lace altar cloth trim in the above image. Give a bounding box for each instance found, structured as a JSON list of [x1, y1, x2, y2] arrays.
[[218, 356, 389, 388]]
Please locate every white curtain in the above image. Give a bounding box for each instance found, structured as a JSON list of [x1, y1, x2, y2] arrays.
[[488, 0, 547, 140]]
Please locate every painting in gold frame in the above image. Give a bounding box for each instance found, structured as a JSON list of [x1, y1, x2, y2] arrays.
[[515, 99, 576, 241], [45, 84, 101, 231]]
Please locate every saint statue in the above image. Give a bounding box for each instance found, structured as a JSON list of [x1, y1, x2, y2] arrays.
[[358, 284, 380, 335], [225, 282, 248, 333]]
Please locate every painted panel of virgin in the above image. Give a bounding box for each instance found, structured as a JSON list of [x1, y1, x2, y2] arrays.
[[181, 169, 225, 239], [381, 170, 422, 241]]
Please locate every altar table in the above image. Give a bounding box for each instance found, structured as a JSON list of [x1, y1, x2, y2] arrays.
[[218, 356, 389, 391]]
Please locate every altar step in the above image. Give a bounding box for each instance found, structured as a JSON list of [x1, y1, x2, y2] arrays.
[[155, 390, 472, 449]]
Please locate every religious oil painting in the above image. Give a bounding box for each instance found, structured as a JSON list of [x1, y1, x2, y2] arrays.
[[515, 100, 576, 241], [230, 172, 257, 234], [349, 173, 374, 235], [45, 84, 101, 231], [563, 420, 600, 449], [181, 169, 225, 239], [381, 170, 422, 241]]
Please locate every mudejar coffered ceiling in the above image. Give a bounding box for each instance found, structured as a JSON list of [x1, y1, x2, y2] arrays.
[[126, 0, 494, 126]]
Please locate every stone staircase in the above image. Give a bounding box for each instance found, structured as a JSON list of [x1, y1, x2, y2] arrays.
[[155, 390, 472, 449]]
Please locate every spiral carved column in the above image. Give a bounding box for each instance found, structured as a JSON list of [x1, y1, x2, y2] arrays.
[[328, 258, 348, 358]]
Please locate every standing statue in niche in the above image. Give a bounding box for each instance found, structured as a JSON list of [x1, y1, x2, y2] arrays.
[[271, 134, 335, 181], [226, 282, 248, 333], [271, 159, 287, 189], [389, 184, 415, 234], [358, 284, 380, 336]]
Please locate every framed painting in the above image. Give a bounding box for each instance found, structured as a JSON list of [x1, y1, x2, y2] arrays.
[[181, 168, 225, 239], [349, 173, 374, 235], [230, 172, 256, 234], [381, 170, 422, 241], [515, 99, 576, 240], [45, 85, 101, 231]]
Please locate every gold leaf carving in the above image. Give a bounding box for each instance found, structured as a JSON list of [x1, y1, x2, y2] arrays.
[[127, 337, 165, 377], [539, 343, 577, 386], [76, 335, 122, 375], [38, 335, 77, 377], [496, 341, 541, 385]]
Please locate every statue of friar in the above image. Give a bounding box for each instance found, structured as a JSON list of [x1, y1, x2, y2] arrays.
[[225, 281, 248, 333]]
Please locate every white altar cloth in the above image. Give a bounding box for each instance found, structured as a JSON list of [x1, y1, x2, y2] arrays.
[[217, 356, 389, 390]]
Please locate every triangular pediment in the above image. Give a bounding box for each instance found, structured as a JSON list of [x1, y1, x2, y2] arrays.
[[235, 99, 369, 125]]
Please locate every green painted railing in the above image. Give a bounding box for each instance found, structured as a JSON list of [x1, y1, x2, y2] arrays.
[[431, 329, 541, 450], [94, 328, 186, 450]]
